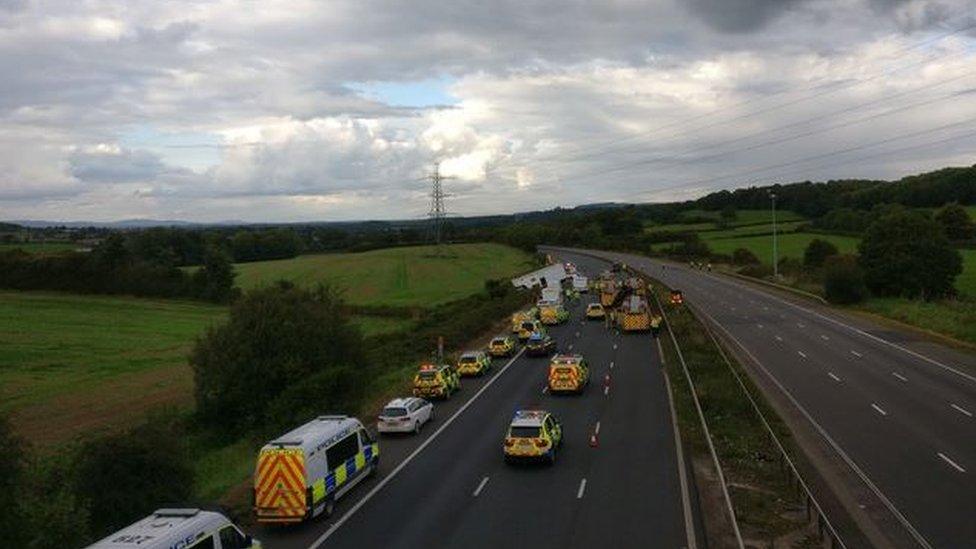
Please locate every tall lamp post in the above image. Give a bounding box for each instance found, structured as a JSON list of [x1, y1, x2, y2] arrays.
[[770, 192, 778, 278]]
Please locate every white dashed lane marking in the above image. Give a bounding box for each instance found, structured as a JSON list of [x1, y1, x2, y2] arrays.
[[938, 453, 966, 473], [828, 372, 841, 382], [950, 404, 973, 418], [472, 476, 489, 497], [798, 351, 807, 359], [851, 351, 863, 358], [872, 403, 888, 417], [577, 478, 588, 498], [892, 372, 908, 382]]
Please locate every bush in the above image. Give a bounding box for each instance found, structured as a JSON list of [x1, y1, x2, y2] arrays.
[[859, 209, 962, 299], [74, 413, 194, 539], [24, 453, 92, 549], [191, 282, 367, 436], [803, 239, 839, 269], [776, 257, 803, 276], [824, 255, 868, 304], [739, 263, 773, 278], [732, 248, 760, 265]]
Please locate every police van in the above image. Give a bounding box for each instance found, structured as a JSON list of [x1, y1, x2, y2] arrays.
[[253, 415, 379, 523], [86, 508, 259, 549]]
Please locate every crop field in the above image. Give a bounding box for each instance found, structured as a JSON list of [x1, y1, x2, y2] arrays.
[[0, 291, 226, 446], [233, 243, 536, 307]]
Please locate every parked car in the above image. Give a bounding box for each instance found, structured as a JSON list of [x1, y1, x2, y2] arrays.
[[377, 397, 434, 434]]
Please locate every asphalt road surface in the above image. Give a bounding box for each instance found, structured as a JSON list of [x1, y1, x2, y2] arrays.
[[549, 247, 976, 549], [257, 253, 700, 549]]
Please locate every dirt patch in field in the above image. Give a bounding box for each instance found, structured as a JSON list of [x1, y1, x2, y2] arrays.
[[11, 364, 194, 448]]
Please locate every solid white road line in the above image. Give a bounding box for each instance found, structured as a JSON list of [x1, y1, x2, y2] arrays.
[[871, 404, 888, 417], [594, 421, 601, 435], [472, 476, 490, 497], [851, 350, 863, 358], [950, 403, 973, 417], [307, 348, 526, 549], [828, 372, 841, 382], [892, 372, 908, 382], [798, 351, 807, 359], [660, 360, 698, 549], [576, 478, 587, 499], [938, 452, 966, 473]]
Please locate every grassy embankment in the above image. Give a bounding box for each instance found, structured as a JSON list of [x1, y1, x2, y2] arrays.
[[1, 243, 536, 505], [650, 282, 830, 546]]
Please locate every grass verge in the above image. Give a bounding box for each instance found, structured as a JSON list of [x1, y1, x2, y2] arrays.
[[650, 281, 826, 546]]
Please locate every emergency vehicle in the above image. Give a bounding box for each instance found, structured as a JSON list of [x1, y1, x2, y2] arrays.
[[669, 289, 684, 305], [489, 335, 517, 357], [618, 295, 651, 332], [547, 354, 590, 394], [253, 416, 378, 523], [585, 303, 605, 319], [538, 300, 569, 325], [518, 319, 545, 341], [525, 332, 556, 357], [412, 363, 460, 399], [503, 410, 563, 465], [457, 350, 492, 376], [86, 508, 260, 549], [510, 307, 539, 332]]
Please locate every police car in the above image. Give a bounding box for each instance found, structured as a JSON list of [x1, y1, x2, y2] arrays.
[[503, 410, 563, 465], [86, 508, 259, 549]]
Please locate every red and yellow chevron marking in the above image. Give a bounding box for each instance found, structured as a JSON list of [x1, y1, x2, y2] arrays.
[[254, 449, 307, 522]]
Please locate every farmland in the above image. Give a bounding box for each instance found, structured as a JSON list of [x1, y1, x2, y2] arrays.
[[0, 291, 226, 446], [705, 232, 860, 261], [0, 243, 534, 447], [233, 243, 535, 307]]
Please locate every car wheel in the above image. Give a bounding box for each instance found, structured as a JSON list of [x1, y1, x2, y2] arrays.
[[414, 421, 421, 434], [324, 498, 335, 517], [547, 450, 556, 466]]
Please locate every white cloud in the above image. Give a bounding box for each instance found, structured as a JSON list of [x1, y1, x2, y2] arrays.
[[0, 0, 974, 221]]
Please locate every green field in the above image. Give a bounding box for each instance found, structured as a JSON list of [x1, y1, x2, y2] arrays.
[[679, 208, 805, 227], [700, 221, 806, 240], [0, 291, 226, 446], [706, 232, 860, 261], [233, 243, 535, 307]]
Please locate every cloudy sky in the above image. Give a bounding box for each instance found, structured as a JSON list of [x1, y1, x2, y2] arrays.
[[1, 0, 975, 222]]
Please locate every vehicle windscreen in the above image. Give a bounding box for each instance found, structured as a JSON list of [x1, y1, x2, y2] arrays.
[[418, 371, 437, 380], [510, 426, 542, 438], [382, 407, 408, 417], [552, 366, 574, 375], [460, 356, 477, 363], [522, 322, 535, 331], [491, 339, 505, 345]]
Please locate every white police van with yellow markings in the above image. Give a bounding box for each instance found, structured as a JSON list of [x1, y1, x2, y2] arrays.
[[254, 415, 379, 523], [85, 508, 259, 549]]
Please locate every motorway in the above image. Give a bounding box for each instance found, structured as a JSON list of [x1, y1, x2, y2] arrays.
[[258, 253, 700, 549], [553, 247, 976, 549]]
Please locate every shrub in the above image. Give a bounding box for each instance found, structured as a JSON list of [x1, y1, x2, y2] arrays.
[[73, 413, 194, 539], [191, 282, 366, 436], [859, 209, 962, 299], [732, 248, 760, 265], [739, 263, 773, 278], [803, 238, 839, 269], [776, 257, 803, 276], [823, 255, 868, 304]]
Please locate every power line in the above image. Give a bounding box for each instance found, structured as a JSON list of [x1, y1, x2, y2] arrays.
[[495, 16, 976, 169]]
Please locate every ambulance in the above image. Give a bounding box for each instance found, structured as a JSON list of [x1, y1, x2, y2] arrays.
[[253, 415, 379, 523]]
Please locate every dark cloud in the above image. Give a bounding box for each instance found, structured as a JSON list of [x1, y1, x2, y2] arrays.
[[69, 148, 167, 184], [683, 0, 808, 33]]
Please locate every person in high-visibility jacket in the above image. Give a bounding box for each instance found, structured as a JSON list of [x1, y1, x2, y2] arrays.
[[650, 315, 662, 338]]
